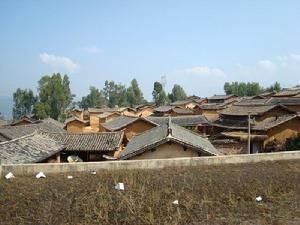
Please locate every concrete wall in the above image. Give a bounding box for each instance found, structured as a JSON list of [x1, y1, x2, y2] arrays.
[[1, 151, 300, 176]]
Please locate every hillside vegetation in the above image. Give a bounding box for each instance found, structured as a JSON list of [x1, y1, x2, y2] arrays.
[[0, 160, 299, 225]]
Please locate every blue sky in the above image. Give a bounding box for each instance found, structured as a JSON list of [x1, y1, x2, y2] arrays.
[[0, 0, 300, 100]]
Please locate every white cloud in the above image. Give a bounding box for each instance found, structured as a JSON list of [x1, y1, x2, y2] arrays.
[[81, 46, 101, 54], [181, 66, 226, 77], [40, 53, 79, 73], [257, 60, 277, 72]]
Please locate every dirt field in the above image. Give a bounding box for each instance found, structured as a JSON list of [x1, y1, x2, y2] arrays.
[[0, 160, 299, 225]]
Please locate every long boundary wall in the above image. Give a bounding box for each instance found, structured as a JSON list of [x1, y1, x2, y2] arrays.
[[1, 151, 300, 176]]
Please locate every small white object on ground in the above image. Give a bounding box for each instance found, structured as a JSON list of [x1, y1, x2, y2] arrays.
[[115, 182, 125, 191], [91, 171, 97, 175], [35, 172, 46, 179], [256, 196, 262, 202], [172, 200, 179, 205], [67, 175, 73, 179], [5, 172, 15, 180]]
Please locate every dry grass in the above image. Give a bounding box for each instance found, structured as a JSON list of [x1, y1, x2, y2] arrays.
[[0, 160, 299, 225]]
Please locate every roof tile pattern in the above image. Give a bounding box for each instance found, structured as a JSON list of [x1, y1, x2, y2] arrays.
[[148, 115, 208, 126], [0, 132, 64, 164], [44, 132, 124, 151], [120, 122, 220, 159], [0, 119, 66, 140]]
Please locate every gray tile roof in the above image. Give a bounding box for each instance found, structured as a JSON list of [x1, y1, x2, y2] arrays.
[[154, 106, 193, 114], [64, 117, 89, 125], [101, 116, 158, 131], [0, 119, 8, 127], [207, 94, 236, 100], [200, 103, 227, 110], [170, 100, 193, 106], [0, 119, 66, 140], [98, 112, 120, 119], [88, 107, 115, 113], [43, 131, 124, 152], [119, 121, 220, 159], [0, 132, 64, 164], [219, 104, 291, 116], [253, 114, 298, 131], [273, 87, 300, 97], [269, 97, 300, 105], [148, 115, 208, 126]]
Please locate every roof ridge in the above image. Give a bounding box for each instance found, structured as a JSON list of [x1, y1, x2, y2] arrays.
[[0, 130, 38, 145]]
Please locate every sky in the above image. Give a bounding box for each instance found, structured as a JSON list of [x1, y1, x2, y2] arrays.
[[0, 0, 300, 101]]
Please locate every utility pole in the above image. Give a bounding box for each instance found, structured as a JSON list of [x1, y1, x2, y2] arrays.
[[248, 112, 251, 154]]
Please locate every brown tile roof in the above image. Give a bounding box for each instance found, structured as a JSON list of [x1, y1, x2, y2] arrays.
[[43, 131, 124, 152], [101, 116, 158, 131], [119, 121, 221, 159], [0, 132, 64, 164]]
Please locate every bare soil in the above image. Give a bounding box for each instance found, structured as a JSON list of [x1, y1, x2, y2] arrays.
[[0, 160, 299, 225]]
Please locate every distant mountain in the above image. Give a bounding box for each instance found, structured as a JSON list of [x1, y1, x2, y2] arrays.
[[0, 96, 13, 120]]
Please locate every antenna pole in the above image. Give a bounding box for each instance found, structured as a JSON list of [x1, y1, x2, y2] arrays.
[[248, 112, 251, 154]]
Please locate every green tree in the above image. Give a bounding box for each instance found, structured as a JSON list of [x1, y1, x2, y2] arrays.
[[126, 79, 146, 107], [168, 84, 187, 102], [103, 80, 128, 108], [80, 86, 106, 108], [12, 88, 36, 119], [33, 102, 51, 119], [152, 81, 168, 106], [34, 73, 74, 120], [224, 82, 264, 96], [266, 81, 282, 93]]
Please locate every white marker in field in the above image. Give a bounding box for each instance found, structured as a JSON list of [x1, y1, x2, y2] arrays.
[[256, 196, 262, 202], [115, 182, 125, 191], [35, 172, 46, 179], [5, 172, 15, 179]]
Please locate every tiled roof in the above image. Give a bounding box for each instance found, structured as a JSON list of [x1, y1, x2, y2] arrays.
[[98, 112, 120, 119], [0, 119, 66, 140], [101, 116, 157, 131], [254, 114, 298, 131], [154, 105, 194, 114], [0, 132, 64, 164], [119, 121, 220, 159], [269, 97, 300, 105], [207, 94, 236, 100], [235, 98, 271, 106], [213, 114, 298, 131], [200, 103, 227, 110], [88, 107, 115, 113], [170, 100, 193, 106], [43, 131, 124, 152], [64, 117, 89, 125], [219, 104, 291, 116], [273, 88, 300, 97], [0, 119, 8, 127], [148, 115, 208, 126]]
